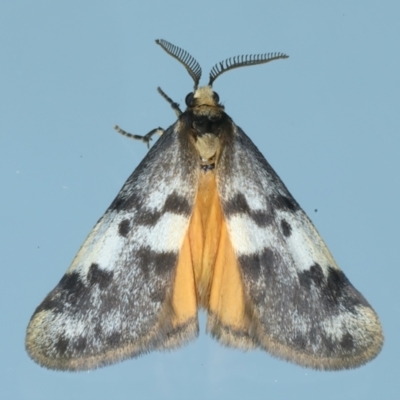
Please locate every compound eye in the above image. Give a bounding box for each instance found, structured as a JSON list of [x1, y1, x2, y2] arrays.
[[185, 92, 194, 107], [213, 92, 220, 103]]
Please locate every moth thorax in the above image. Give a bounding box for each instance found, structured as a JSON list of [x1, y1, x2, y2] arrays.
[[193, 106, 223, 118], [194, 133, 221, 166]]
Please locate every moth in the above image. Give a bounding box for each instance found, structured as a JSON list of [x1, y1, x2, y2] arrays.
[[26, 39, 383, 371]]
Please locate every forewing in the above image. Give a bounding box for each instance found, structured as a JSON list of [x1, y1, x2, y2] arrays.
[[213, 125, 383, 370], [26, 124, 200, 371]]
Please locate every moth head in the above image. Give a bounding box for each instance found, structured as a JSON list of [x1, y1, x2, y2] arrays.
[[184, 86, 223, 118]]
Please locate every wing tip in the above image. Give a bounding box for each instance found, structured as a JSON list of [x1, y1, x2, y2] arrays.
[[26, 314, 199, 371], [264, 335, 384, 371], [259, 314, 384, 371]]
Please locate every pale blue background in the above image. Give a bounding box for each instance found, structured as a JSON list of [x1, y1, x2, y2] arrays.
[[2, 2, 399, 399]]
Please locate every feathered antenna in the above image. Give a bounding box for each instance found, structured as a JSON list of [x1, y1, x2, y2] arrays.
[[156, 39, 202, 90], [209, 52, 289, 86]]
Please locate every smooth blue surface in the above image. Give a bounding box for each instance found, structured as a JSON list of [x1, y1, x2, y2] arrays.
[[2, 2, 398, 399]]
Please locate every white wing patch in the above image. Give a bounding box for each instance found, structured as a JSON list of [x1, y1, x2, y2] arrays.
[[227, 214, 284, 255], [68, 211, 125, 275], [280, 210, 338, 273]]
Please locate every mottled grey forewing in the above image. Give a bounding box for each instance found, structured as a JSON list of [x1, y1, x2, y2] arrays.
[[216, 125, 383, 370], [26, 123, 199, 371]]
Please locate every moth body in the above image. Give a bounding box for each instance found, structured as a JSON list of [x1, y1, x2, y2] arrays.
[[26, 40, 383, 371]]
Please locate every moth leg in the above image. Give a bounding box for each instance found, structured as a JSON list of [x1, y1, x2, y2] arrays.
[[114, 87, 180, 148], [157, 86, 183, 116], [114, 125, 164, 148]]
